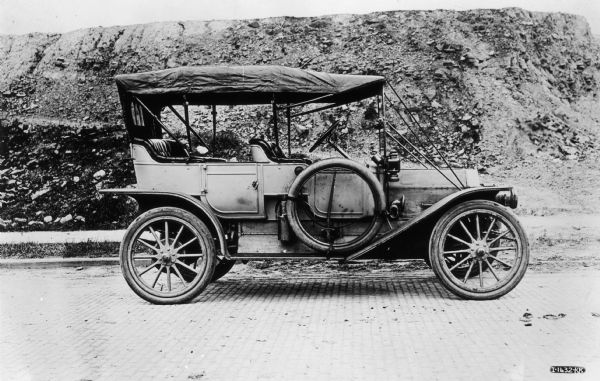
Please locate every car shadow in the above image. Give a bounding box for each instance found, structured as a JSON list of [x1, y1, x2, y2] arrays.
[[193, 274, 458, 302]]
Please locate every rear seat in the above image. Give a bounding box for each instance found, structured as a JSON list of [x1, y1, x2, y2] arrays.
[[147, 139, 188, 157], [133, 138, 225, 163]]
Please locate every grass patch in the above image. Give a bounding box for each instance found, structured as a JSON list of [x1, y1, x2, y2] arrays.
[[0, 241, 119, 259]]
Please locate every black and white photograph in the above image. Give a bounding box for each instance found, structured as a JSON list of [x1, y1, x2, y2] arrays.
[[1, 0, 599, 379]]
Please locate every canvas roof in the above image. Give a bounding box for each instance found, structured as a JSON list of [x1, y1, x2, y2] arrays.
[[115, 65, 385, 106]]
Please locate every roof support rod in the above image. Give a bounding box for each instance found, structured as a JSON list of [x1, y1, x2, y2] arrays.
[[283, 93, 336, 109], [386, 95, 464, 190], [384, 129, 428, 168], [380, 90, 387, 160], [286, 104, 291, 157], [183, 97, 192, 150], [385, 127, 461, 189], [272, 99, 279, 147], [211, 105, 217, 153], [133, 96, 183, 146], [167, 104, 208, 148], [386, 81, 465, 188], [383, 93, 442, 162], [290, 103, 338, 118]]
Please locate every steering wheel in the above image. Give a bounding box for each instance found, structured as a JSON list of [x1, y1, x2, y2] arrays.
[[309, 121, 340, 153]]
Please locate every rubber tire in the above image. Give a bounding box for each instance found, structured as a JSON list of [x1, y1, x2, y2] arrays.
[[211, 259, 236, 282], [428, 200, 529, 300], [120, 207, 216, 305], [286, 158, 385, 253]]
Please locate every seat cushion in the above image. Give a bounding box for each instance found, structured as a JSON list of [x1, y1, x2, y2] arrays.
[[249, 138, 311, 164], [147, 139, 188, 157]]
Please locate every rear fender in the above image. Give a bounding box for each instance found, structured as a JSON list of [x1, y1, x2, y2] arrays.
[[100, 188, 229, 259]]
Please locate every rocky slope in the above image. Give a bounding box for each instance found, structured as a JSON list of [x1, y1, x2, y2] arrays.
[[1, 7, 599, 230]]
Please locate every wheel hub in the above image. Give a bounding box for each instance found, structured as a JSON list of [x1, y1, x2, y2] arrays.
[[471, 241, 489, 259], [160, 248, 176, 265]]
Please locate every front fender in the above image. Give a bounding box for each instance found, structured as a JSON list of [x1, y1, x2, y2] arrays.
[[345, 186, 515, 260], [100, 188, 230, 259]]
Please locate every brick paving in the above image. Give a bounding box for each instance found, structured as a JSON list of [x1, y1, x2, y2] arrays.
[[0, 266, 599, 381]]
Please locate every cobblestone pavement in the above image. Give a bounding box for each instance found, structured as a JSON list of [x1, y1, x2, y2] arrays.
[[0, 266, 599, 381]]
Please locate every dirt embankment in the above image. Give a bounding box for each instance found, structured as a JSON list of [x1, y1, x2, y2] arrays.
[[0, 7, 599, 230]]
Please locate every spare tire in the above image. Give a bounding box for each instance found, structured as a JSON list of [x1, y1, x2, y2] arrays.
[[285, 158, 385, 253]]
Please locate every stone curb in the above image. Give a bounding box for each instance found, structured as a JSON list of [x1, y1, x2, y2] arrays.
[[0, 257, 119, 269], [0, 230, 125, 244]]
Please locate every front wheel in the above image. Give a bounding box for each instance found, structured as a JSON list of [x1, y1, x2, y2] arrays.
[[429, 200, 529, 300], [120, 207, 216, 304]]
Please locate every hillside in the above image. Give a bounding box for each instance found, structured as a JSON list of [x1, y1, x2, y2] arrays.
[[1, 7, 599, 230]]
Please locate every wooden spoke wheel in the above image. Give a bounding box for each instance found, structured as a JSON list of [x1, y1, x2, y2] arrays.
[[120, 207, 216, 304], [429, 200, 529, 300]]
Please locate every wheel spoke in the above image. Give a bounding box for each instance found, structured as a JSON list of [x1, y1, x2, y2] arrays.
[[176, 253, 204, 258], [462, 261, 475, 283], [478, 261, 483, 288], [132, 254, 157, 260], [459, 220, 475, 243], [448, 255, 472, 271], [137, 238, 160, 253], [483, 217, 496, 241], [487, 229, 510, 245], [172, 225, 184, 248], [475, 215, 481, 240], [148, 226, 163, 249], [488, 256, 513, 269], [151, 264, 164, 288], [488, 246, 516, 252], [176, 237, 198, 252], [484, 258, 500, 281], [175, 260, 200, 274], [164, 221, 169, 247], [447, 234, 471, 246], [138, 261, 158, 276], [443, 249, 471, 255], [172, 265, 188, 284], [166, 266, 171, 291]]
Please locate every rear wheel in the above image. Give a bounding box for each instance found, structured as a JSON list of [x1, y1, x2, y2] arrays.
[[429, 200, 529, 300], [120, 207, 216, 304]]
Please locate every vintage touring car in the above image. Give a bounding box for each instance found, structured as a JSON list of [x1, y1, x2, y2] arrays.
[[102, 65, 528, 304]]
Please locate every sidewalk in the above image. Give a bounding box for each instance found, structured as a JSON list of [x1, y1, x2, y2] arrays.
[[0, 229, 125, 244]]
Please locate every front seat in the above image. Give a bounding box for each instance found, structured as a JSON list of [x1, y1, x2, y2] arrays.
[[249, 138, 310, 164]]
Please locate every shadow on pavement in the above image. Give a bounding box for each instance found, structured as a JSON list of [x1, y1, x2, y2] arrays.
[[193, 274, 457, 302]]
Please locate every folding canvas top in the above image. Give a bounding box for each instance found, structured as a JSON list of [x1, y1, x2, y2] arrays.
[[115, 65, 386, 106]]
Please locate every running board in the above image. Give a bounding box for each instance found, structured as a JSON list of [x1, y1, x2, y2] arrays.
[[231, 253, 345, 260], [344, 186, 510, 261]]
